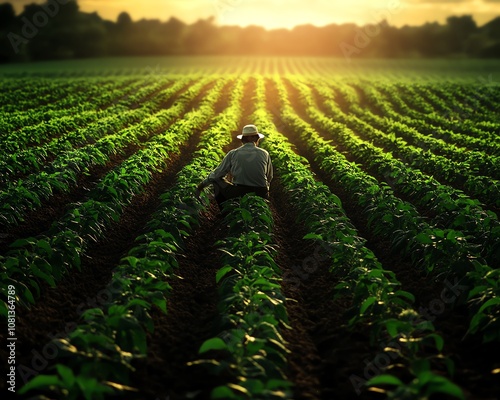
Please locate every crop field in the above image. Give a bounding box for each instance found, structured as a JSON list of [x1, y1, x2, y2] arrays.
[[0, 57, 499, 400]]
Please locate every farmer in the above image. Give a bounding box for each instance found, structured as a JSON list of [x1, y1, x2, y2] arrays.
[[195, 124, 273, 209]]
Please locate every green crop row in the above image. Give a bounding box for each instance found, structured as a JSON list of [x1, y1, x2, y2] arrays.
[[0, 110, 107, 154], [114, 77, 176, 110], [184, 77, 293, 399], [0, 77, 183, 183], [426, 83, 500, 124], [414, 84, 500, 135], [193, 194, 293, 400], [368, 82, 499, 138], [359, 83, 500, 170], [290, 78, 500, 266], [186, 77, 293, 400], [3, 77, 144, 112], [256, 76, 464, 400], [330, 79, 500, 151], [318, 79, 500, 176], [0, 108, 146, 183], [351, 80, 500, 136], [0, 78, 130, 136], [0, 77, 177, 159], [0, 77, 180, 144], [0, 79, 133, 130], [373, 83, 500, 154]]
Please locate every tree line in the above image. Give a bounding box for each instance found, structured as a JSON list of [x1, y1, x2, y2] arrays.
[[1, 0, 499, 63]]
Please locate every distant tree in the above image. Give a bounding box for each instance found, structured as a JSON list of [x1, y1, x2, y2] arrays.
[[446, 15, 477, 54], [447, 15, 477, 38], [117, 11, 133, 27], [110, 11, 137, 55], [375, 25, 405, 58], [239, 25, 266, 55], [0, 3, 17, 62], [73, 13, 108, 58], [479, 42, 500, 58], [160, 17, 187, 54], [267, 29, 293, 55], [217, 25, 241, 54], [183, 17, 219, 54], [481, 16, 500, 39], [475, 16, 500, 57], [57, 0, 79, 20], [0, 3, 15, 28], [415, 22, 448, 57], [290, 25, 322, 56]]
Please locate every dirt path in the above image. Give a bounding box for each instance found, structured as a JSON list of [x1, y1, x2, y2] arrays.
[[0, 143, 141, 256], [130, 202, 227, 400], [2, 76, 498, 400], [259, 78, 376, 399], [270, 180, 346, 399]]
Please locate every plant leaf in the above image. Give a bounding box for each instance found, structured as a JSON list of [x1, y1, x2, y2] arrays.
[[199, 338, 227, 354], [366, 374, 403, 387], [216, 266, 233, 283], [360, 296, 377, 314], [18, 375, 62, 394]]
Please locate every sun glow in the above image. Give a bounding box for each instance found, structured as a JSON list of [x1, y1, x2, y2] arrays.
[[10, 0, 500, 28]]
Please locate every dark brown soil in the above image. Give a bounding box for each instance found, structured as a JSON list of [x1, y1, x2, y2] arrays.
[[0, 143, 142, 255], [270, 179, 377, 400], [130, 202, 228, 400]]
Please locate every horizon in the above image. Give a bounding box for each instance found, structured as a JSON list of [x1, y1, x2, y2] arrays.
[[8, 0, 500, 29]]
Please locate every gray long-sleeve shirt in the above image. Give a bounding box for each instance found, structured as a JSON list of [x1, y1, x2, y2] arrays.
[[201, 143, 273, 189]]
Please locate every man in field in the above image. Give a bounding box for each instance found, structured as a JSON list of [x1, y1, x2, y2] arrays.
[[195, 124, 273, 209]]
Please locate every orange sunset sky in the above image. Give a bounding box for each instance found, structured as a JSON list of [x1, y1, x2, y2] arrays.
[[9, 0, 500, 28]]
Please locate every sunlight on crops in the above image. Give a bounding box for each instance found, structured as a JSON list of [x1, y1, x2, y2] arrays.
[[1, 57, 500, 84]]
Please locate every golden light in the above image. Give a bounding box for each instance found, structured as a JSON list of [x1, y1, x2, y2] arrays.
[[11, 0, 500, 28]]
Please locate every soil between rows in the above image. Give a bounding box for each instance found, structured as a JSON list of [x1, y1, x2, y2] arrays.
[[276, 77, 440, 307], [126, 76, 350, 399], [129, 202, 228, 400], [270, 179, 378, 400], [0, 143, 141, 256], [113, 77, 257, 398], [326, 82, 500, 215]]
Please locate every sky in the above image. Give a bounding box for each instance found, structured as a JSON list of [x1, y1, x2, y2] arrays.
[[9, 0, 500, 29]]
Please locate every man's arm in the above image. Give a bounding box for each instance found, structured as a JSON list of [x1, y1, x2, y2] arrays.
[[197, 151, 233, 191]]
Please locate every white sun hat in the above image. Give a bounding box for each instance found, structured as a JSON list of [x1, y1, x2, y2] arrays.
[[237, 124, 265, 140]]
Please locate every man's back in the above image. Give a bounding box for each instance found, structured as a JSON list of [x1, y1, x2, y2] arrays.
[[226, 143, 273, 188]]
